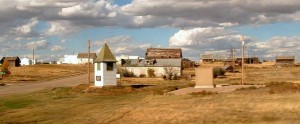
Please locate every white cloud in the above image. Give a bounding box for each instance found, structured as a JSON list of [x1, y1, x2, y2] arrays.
[[26, 40, 49, 50], [94, 35, 151, 56], [45, 21, 78, 36], [50, 45, 66, 52], [169, 28, 300, 61], [60, 39, 66, 43], [14, 17, 39, 34]]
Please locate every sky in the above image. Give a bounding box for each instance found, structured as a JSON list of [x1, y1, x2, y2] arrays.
[[0, 0, 300, 62]]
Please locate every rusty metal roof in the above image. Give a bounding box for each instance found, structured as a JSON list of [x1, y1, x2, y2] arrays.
[[146, 48, 182, 59], [275, 56, 295, 60], [77, 53, 97, 59]]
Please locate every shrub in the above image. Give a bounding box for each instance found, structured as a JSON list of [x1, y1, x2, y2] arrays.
[[147, 68, 156, 77], [139, 74, 146, 78], [213, 67, 225, 78], [117, 68, 135, 77], [163, 66, 178, 80], [0, 60, 11, 77]]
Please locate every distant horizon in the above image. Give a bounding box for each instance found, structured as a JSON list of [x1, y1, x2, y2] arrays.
[[0, 0, 299, 62]]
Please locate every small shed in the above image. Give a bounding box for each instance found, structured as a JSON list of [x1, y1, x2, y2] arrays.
[[275, 56, 295, 65], [0, 57, 21, 67], [94, 43, 118, 87]]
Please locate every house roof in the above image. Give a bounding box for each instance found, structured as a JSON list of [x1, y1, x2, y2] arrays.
[[94, 43, 117, 62], [146, 48, 182, 59], [275, 56, 295, 60], [3, 57, 19, 61], [77, 53, 97, 59]]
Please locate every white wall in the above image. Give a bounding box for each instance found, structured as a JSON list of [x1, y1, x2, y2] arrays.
[[78, 58, 94, 64], [122, 67, 181, 77], [21, 58, 32, 66], [94, 62, 117, 87], [64, 55, 78, 64]]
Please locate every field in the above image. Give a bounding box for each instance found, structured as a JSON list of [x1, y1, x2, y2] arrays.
[[0, 64, 89, 83], [0, 65, 300, 123]]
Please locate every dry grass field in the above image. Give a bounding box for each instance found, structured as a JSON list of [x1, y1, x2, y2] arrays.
[[0, 64, 89, 83], [0, 65, 300, 123]]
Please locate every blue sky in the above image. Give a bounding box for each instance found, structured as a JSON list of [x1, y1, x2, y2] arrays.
[[0, 0, 299, 62]]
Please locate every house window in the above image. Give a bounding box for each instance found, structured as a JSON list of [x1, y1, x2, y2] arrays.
[[97, 63, 101, 71], [107, 62, 113, 71]]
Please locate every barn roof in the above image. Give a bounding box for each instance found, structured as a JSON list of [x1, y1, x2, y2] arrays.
[[95, 43, 117, 63], [3, 57, 19, 61], [146, 48, 182, 59], [77, 53, 97, 59], [275, 56, 295, 60]]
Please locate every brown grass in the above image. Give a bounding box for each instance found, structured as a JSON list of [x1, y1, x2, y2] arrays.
[[0, 64, 89, 83], [0, 65, 300, 123], [1, 83, 300, 123]]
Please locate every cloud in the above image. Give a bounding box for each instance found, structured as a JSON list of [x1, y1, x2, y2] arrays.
[[94, 35, 151, 57], [26, 40, 50, 50], [45, 21, 78, 36], [50, 45, 66, 52], [248, 36, 300, 59], [122, 0, 300, 27], [169, 27, 299, 61], [14, 17, 39, 34]]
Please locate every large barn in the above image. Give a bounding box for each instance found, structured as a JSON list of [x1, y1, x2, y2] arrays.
[[121, 48, 183, 77]]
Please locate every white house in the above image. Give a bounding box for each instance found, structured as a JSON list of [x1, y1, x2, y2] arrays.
[[77, 53, 97, 64], [57, 55, 78, 64], [20, 58, 32, 66], [94, 43, 118, 87]]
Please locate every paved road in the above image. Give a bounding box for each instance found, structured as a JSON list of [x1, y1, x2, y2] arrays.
[[0, 74, 94, 96]]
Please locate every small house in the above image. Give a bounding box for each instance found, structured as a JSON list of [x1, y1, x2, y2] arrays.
[[77, 53, 97, 64], [0, 57, 21, 67], [201, 54, 214, 63], [182, 58, 195, 68], [94, 43, 118, 87], [275, 56, 295, 66]]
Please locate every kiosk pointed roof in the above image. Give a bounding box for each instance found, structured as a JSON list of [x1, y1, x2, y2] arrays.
[[95, 43, 117, 62]]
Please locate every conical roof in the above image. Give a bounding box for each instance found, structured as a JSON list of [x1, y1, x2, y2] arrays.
[[94, 43, 117, 63]]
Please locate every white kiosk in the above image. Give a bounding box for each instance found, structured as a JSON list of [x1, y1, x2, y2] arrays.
[[94, 43, 118, 87]]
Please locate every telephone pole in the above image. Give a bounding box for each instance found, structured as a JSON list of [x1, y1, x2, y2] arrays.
[[241, 35, 245, 85], [32, 43, 35, 65], [88, 40, 91, 86]]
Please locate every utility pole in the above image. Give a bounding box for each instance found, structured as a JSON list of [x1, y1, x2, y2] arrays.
[[88, 40, 91, 86], [241, 35, 245, 85], [32, 43, 35, 65]]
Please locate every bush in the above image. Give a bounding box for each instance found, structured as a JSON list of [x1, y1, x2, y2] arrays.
[[139, 74, 146, 78], [117, 68, 136, 77], [162, 66, 178, 80], [213, 67, 225, 78], [0, 60, 11, 77], [147, 68, 156, 77]]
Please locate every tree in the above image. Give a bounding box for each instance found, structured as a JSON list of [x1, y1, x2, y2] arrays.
[[1, 60, 11, 76], [163, 66, 178, 80], [147, 68, 156, 77]]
